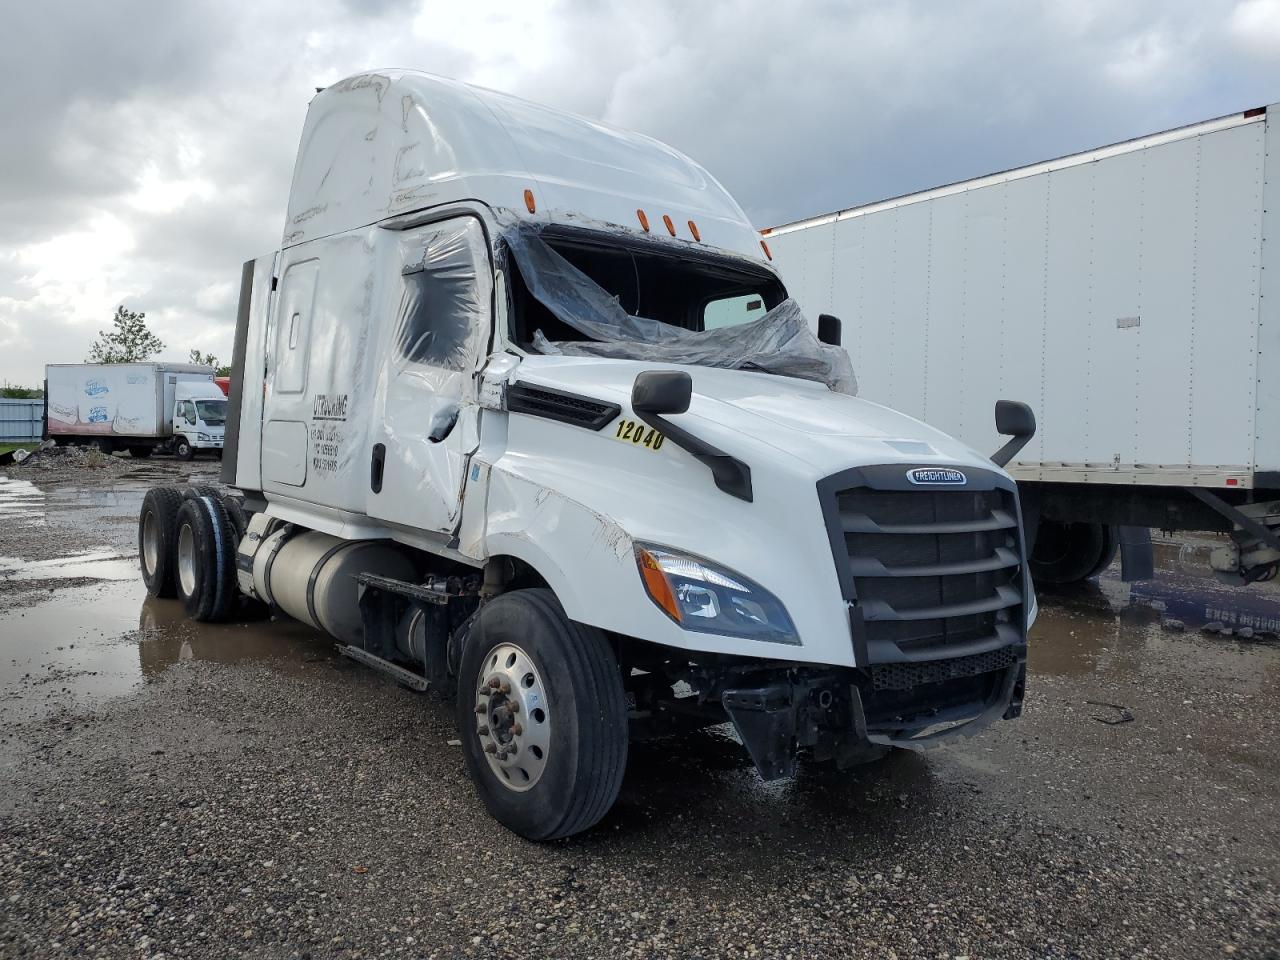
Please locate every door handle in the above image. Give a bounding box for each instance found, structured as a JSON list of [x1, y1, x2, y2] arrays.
[[370, 443, 386, 493], [427, 406, 459, 443]]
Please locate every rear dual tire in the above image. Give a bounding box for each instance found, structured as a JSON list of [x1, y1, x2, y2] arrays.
[[457, 589, 628, 841], [173, 496, 238, 622], [139, 485, 241, 620], [139, 487, 184, 598]]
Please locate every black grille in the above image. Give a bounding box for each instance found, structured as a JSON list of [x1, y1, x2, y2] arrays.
[[506, 383, 620, 431], [870, 646, 1019, 691], [821, 470, 1026, 661]]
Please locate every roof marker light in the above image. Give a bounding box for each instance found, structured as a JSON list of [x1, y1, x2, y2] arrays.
[[688, 220, 701, 242], [637, 209, 650, 232], [662, 214, 676, 236], [523, 189, 536, 214], [760, 240, 773, 260]]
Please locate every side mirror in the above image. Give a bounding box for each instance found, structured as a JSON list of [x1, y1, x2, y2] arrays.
[[991, 400, 1036, 467], [631, 370, 753, 501], [817, 314, 842, 347], [632, 370, 692, 415]]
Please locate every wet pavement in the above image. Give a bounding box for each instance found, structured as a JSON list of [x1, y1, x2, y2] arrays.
[[0, 465, 1276, 959]]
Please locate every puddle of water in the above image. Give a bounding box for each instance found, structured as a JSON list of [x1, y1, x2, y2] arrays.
[[1029, 544, 1280, 694], [0, 550, 137, 582], [0, 476, 46, 524], [0, 579, 331, 723]]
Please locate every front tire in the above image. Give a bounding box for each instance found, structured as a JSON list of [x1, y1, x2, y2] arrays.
[[457, 589, 628, 841], [175, 438, 194, 461]]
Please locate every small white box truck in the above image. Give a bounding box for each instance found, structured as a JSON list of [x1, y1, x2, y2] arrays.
[[764, 105, 1280, 587], [45, 362, 227, 459], [136, 70, 1040, 839]]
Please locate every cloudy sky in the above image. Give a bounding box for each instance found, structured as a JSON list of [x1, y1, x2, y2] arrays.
[[1, 0, 1278, 386]]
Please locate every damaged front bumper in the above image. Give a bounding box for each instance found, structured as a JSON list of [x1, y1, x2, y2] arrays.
[[714, 644, 1027, 781]]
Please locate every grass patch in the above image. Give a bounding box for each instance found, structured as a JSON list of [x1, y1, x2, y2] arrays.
[[0, 442, 32, 456]]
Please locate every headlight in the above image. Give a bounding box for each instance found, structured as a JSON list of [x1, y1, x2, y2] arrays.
[[635, 543, 799, 645], [198, 433, 211, 441]]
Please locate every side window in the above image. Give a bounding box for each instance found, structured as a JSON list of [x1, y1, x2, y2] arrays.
[[394, 219, 489, 371], [703, 293, 767, 330]]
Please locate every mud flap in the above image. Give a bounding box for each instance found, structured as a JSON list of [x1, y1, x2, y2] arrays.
[[722, 685, 797, 781], [1118, 525, 1154, 582]]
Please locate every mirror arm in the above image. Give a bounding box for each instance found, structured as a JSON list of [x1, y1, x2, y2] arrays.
[[991, 434, 1031, 468], [634, 410, 753, 502]]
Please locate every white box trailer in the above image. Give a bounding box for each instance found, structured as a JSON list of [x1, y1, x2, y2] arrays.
[[764, 104, 1280, 585], [44, 362, 226, 458]]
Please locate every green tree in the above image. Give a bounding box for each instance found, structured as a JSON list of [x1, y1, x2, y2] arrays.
[[0, 383, 42, 399], [188, 350, 231, 377], [86, 306, 164, 363]]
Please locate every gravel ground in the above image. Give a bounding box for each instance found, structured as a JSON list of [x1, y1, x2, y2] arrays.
[[0, 462, 1276, 959]]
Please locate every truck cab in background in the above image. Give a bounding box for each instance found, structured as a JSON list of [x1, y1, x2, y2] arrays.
[[170, 382, 227, 460], [138, 70, 1039, 840]]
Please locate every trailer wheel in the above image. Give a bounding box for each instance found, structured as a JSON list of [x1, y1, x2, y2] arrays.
[[173, 496, 238, 622], [175, 438, 194, 461], [138, 486, 184, 598], [182, 484, 222, 501], [1084, 524, 1120, 580], [457, 588, 628, 840], [1028, 520, 1109, 585]]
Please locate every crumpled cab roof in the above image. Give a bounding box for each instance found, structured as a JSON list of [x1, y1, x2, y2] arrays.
[[283, 69, 765, 262]]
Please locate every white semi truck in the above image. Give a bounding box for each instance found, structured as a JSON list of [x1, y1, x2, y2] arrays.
[[137, 70, 1038, 839], [764, 104, 1280, 587], [46, 362, 226, 459]]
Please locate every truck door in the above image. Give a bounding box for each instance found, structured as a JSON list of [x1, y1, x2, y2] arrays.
[[366, 216, 492, 534]]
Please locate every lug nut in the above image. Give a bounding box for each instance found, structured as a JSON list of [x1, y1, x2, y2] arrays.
[[477, 725, 489, 736], [496, 750, 509, 761], [484, 742, 497, 754], [507, 701, 519, 714], [499, 682, 511, 694], [475, 703, 487, 714], [511, 723, 522, 736], [488, 678, 501, 689]]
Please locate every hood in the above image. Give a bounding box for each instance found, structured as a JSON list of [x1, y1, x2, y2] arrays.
[[510, 355, 1003, 476]]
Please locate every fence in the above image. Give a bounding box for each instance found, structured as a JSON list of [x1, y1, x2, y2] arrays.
[[0, 398, 43, 443]]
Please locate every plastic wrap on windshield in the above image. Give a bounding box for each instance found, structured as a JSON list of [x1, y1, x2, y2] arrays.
[[504, 224, 856, 395]]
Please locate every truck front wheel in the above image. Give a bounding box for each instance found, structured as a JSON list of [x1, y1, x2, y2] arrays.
[[175, 438, 194, 461], [456, 588, 628, 840]]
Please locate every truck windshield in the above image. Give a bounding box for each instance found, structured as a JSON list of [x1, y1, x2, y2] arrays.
[[195, 400, 227, 425], [503, 224, 855, 394]]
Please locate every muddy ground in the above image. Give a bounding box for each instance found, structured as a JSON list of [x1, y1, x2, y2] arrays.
[[0, 457, 1276, 960]]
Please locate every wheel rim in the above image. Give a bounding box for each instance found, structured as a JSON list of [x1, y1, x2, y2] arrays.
[[142, 510, 160, 576], [474, 642, 551, 792], [176, 522, 197, 597]]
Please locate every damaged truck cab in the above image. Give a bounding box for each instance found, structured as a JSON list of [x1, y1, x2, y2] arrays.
[[145, 70, 1036, 839]]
